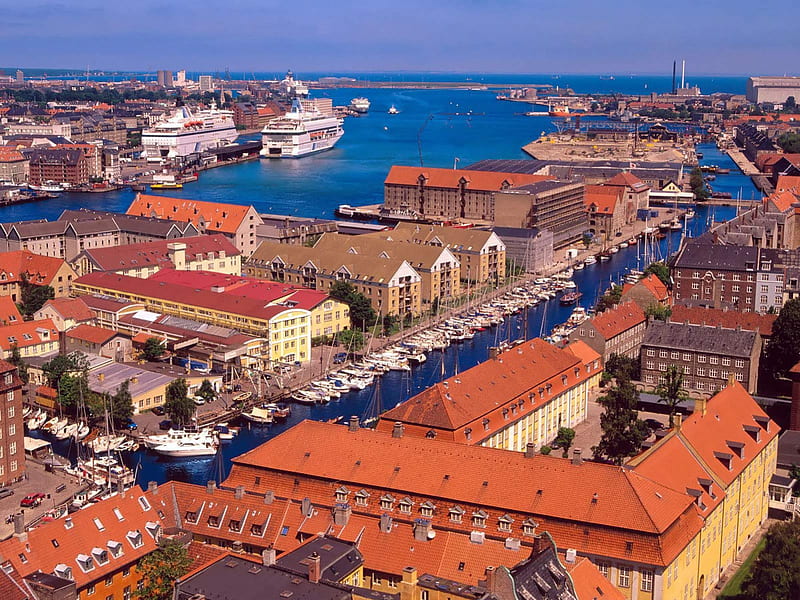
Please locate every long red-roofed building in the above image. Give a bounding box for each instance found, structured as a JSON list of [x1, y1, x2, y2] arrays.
[[377, 338, 601, 451], [568, 301, 646, 361]]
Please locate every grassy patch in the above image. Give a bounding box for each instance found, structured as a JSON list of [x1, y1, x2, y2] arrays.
[[719, 537, 766, 598]]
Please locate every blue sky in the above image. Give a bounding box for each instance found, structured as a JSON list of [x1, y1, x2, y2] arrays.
[[1, 0, 795, 75]]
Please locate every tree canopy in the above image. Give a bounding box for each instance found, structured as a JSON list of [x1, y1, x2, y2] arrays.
[[135, 539, 192, 600], [142, 337, 166, 361], [765, 298, 800, 379], [18, 278, 54, 317], [655, 365, 689, 427], [690, 167, 710, 200], [164, 378, 194, 427], [109, 380, 134, 428], [197, 379, 216, 402], [42, 352, 89, 387], [554, 427, 576, 458], [8, 344, 28, 384], [777, 131, 800, 153], [329, 280, 376, 329], [742, 519, 800, 600], [595, 284, 623, 313], [605, 354, 640, 381], [592, 376, 649, 465], [643, 262, 670, 286]]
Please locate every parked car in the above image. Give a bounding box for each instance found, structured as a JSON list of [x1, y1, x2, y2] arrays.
[[193, 396, 206, 406], [124, 420, 138, 431], [152, 406, 165, 416], [0, 488, 13, 500], [333, 352, 348, 364], [159, 419, 173, 431], [20, 493, 46, 508]]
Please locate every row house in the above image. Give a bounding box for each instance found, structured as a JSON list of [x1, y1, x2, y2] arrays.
[[584, 185, 626, 239], [247, 240, 422, 318], [377, 338, 602, 451], [640, 320, 761, 394], [25, 148, 88, 187], [568, 301, 646, 362], [383, 166, 552, 222], [0, 250, 77, 299], [167, 380, 775, 600]]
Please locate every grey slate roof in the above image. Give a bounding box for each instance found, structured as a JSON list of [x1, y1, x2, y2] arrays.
[[275, 536, 363, 582], [642, 321, 757, 358], [673, 241, 758, 271]]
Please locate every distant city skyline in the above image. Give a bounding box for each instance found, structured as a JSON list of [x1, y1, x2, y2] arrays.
[[0, 0, 796, 75]]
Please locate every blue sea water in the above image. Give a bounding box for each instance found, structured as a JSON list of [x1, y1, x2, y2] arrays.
[[9, 85, 759, 486]]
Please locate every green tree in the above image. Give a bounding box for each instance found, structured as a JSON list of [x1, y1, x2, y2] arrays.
[[777, 131, 800, 153], [18, 276, 54, 317], [644, 303, 672, 321], [142, 337, 166, 361], [741, 519, 800, 600], [554, 427, 576, 458], [595, 284, 623, 313], [42, 352, 89, 387], [581, 233, 592, 248], [539, 445, 552, 456], [109, 380, 134, 428], [57, 374, 88, 416], [592, 377, 649, 465], [135, 539, 192, 600], [655, 365, 689, 428], [643, 262, 670, 286], [689, 167, 709, 200], [8, 344, 28, 384], [197, 379, 216, 402], [164, 378, 194, 427], [338, 329, 365, 352], [329, 280, 376, 329], [765, 298, 800, 379], [605, 354, 640, 381]]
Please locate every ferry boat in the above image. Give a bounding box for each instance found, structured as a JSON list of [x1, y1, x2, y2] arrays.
[[29, 181, 66, 192], [142, 102, 237, 163], [549, 105, 571, 117], [350, 97, 371, 113], [150, 182, 183, 190], [260, 99, 344, 158]]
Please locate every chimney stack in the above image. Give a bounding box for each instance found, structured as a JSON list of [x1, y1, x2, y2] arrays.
[[392, 422, 404, 438], [348, 416, 359, 432], [301, 497, 312, 517], [675, 414, 682, 432], [525, 443, 536, 458], [379, 513, 393, 533], [235, 485, 245, 500], [694, 398, 707, 417], [571, 448, 583, 466], [147, 481, 158, 494], [308, 552, 321, 584], [262, 546, 276, 567], [13, 513, 25, 537], [264, 490, 275, 504], [206, 481, 216, 495], [333, 503, 351, 527], [484, 566, 497, 593]]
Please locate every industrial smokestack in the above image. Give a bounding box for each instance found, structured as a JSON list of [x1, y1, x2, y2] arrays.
[[672, 61, 676, 94], [681, 60, 686, 89]]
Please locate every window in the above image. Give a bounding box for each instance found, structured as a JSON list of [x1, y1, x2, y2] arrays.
[[87, 585, 95, 596], [671, 351, 679, 360], [641, 570, 654, 592], [355, 490, 369, 507], [709, 356, 718, 365], [596, 562, 609, 578], [398, 498, 413, 514], [659, 350, 667, 358], [472, 511, 487, 528], [697, 354, 706, 363], [646, 349, 655, 357], [682, 353, 691, 361], [105, 576, 113, 587], [618, 566, 631, 588], [646, 361, 654, 370], [722, 357, 731, 366], [449, 506, 464, 523]]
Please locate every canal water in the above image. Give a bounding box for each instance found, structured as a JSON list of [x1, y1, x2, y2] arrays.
[[12, 91, 759, 486]]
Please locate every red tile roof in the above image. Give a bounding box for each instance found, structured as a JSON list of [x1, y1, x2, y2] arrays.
[[384, 166, 552, 191], [0, 492, 162, 591], [590, 301, 645, 340], [126, 194, 255, 235], [65, 323, 123, 345], [0, 296, 22, 326], [606, 172, 649, 191], [768, 190, 798, 213], [38, 297, 94, 323], [776, 175, 800, 193], [670, 305, 776, 337], [566, 556, 626, 600], [0, 250, 69, 286], [584, 185, 621, 214], [0, 319, 58, 352], [81, 234, 240, 272], [379, 338, 599, 433], [623, 273, 669, 302]]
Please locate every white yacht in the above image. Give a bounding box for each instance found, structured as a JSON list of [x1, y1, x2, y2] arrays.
[[142, 428, 216, 450], [142, 102, 237, 163], [350, 97, 370, 113], [151, 437, 219, 458], [388, 105, 399, 114], [241, 405, 274, 425], [260, 99, 344, 158]]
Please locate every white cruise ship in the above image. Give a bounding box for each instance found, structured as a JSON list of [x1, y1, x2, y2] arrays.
[[142, 103, 237, 163], [350, 97, 370, 113], [260, 99, 344, 158]]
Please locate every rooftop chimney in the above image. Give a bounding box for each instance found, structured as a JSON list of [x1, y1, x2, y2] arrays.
[[308, 552, 321, 584], [333, 503, 351, 527], [379, 513, 393, 533], [13, 513, 25, 538], [262, 546, 276, 567], [234, 485, 245, 500], [147, 481, 158, 494], [301, 497, 312, 517], [206, 481, 216, 495], [392, 422, 404, 438], [694, 398, 707, 417], [264, 490, 275, 504], [348, 416, 359, 432], [571, 448, 583, 466], [675, 414, 682, 432], [525, 443, 536, 458], [484, 566, 497, 593]]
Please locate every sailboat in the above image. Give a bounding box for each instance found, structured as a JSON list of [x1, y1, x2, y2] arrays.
[[360, 377, 383, 428]]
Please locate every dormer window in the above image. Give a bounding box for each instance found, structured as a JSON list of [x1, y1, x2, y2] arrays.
[[207, 515, 220, 527], [145, 521, 160, 539], [250, 523, 263, 536], [522, 518, 537, 537], [354, 490, 369, 507], [464, 427, 472, 441], [92, 547, 109, 565], [54, 564, 73, 580], [335, 486, 350, 503], [561, 375, 568, 386], [398, 497, 413, 514], [229, 519, 241, 532], [502, 408, 509, 420], [498, 514, 514, 532], [482, 418, 490, 431], [76, 554, 94, 573], [126, 530, 143, 549], [726, 440, 745, 460], [420, 501, 435, 517], [753, 415, 770, 432], [713, 451, 734, 471], [698, 478, 717, 500], [185, 511, 198, 524], [743, 425, 761, 443], [380, 494, 395, 511], [449, 506, 464, 523], [472, 510, 487, 528], [107, 541, 123, 558]]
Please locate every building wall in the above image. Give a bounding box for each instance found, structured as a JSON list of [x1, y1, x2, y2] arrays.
[[384, 183, 497, 221], [672, 268, 757, 312], [0, 159, 28, 184], [65, 335, 132, 361], [0, 365, 25, 487], [77, 562, 144, 600]]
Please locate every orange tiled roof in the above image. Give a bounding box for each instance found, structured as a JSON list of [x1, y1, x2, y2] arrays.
[[0, 492, 162, 591], [566, 556, 626, 600], [768, 190, 798, 213], [626, 273, 669, 301], [384, 166, 552, 191], [584, 185, 621, 214], [563, 339, 602, 365], [65, 323, 122, 345], [0, 296, 22, 326], [0, 250, 69, 287], [776, 175, 800, 193], [678, 381, 778, 486], [590, 301, 645, 340], [670, 305, 776, 337], [606, 171, 649, 191], [126, 194, 254, 235], [379, 338, 597, 432], [0, 319, 58, 352], [38, 297, 94, 323]]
